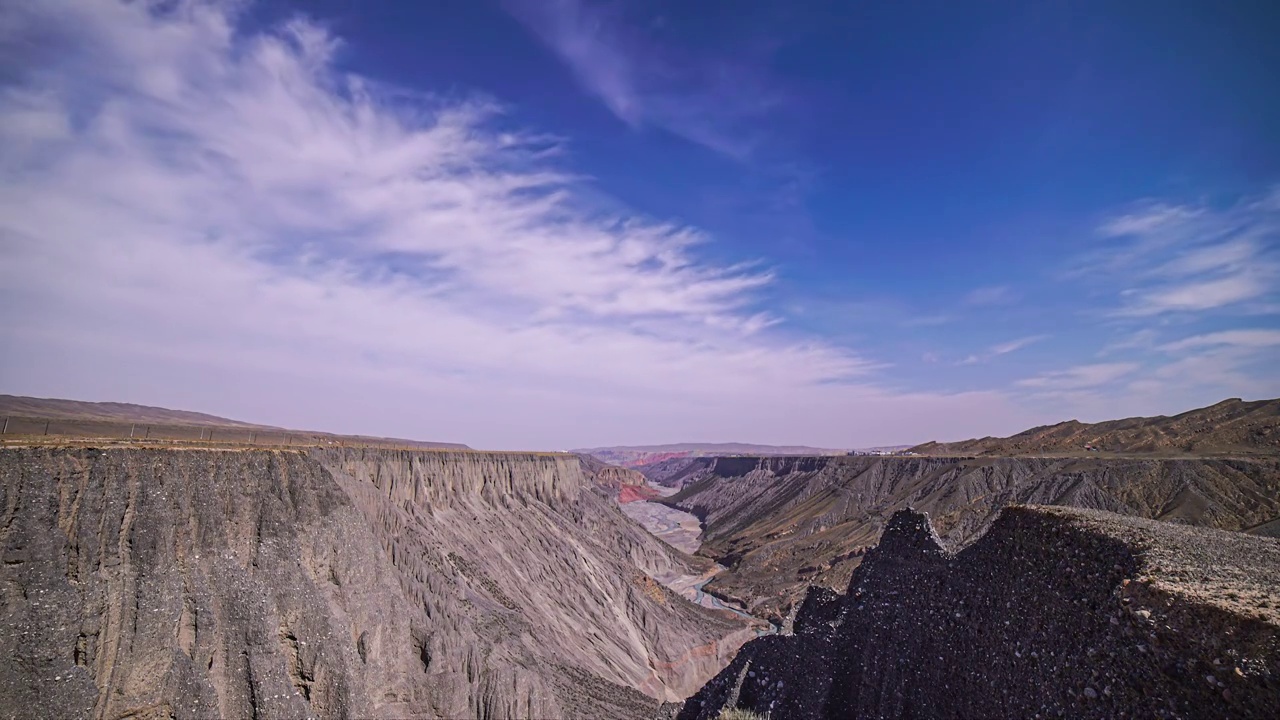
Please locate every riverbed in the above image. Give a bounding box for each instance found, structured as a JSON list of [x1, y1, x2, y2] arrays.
[[619, 482, 771, 627]]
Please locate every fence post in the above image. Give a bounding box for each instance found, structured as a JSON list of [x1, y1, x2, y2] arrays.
[[1, 417, 7, 434], [129, 423, 135, 439], [44, 420, 50, 436]]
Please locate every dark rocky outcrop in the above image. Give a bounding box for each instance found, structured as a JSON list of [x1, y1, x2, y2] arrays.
[[0, 446, 756, 719], [679, 505, 1280, 720]]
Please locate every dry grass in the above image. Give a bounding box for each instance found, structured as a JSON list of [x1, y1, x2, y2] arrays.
[[632, 573, 670, 606], [717, 708, 770, 720]]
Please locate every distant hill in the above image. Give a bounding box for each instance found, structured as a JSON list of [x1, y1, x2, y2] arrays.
[[910, 397, 1280, 457], [575, 443, 849, 468], [0, 394, 269, 427], [0, 394, 470, 449]]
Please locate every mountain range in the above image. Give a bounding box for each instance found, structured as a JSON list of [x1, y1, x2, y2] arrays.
[[574, 443, 849, 468], [910, 397, 1280, 457]]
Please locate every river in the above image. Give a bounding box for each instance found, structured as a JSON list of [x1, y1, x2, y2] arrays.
[[619, 482, 775, 630]]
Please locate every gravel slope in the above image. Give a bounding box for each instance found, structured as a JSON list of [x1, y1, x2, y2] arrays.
[[679, 505, 1280, 720]]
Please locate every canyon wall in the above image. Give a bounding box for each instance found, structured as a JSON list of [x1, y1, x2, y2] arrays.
[[0, 447, 756, 720], [664, 455, 1280, 622]]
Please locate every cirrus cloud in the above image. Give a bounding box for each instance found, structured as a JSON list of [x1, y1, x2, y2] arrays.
[[0, 0, 1042, 448], [1088, 190, 1280, 317]]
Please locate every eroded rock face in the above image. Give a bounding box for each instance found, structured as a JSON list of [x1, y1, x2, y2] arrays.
[[0, 447, 756, 719], [679, 506, 1280, 720], [663, 455, 1280, 621]]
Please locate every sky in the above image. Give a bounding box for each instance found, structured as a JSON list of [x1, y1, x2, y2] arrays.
[[1, 0, 1278, 449]]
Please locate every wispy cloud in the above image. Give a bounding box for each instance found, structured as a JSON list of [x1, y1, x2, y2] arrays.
[[959, 334, 1048, 365], [1082, 190, 1280, 317], [991, 334, 1049, 356], [1018, 326, 1279, 413], [1015, 363, 1139, 390], [1146, 329, 1280, 395], [1097, 329, 1160, 356], [0, 0, 1040, 448], [504, 0, 782, 159], [1158, 329, 1280, 352], [1097, 203, 1203, 237], [1024, 191, 1280, 417]]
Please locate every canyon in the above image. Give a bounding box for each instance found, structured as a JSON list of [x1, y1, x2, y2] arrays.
[[652, 454, 1280, 623], [0, 446, 758, 719], [1, 396, 1278, 719]]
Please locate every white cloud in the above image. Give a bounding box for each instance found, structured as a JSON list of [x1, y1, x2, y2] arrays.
[[990, 334, 1048, 356], [1098, 203, 1202, 238], [503, 0, 780, 159], [1123, 274, 1272, 315], [1085, 192, 1280, 317], [0, 0, 1043, 448], [1036, 192, 1280, 415], [958, 335, 1048, 365], [1152, 239, 1256, 277], [1015, 363, 1139, 390], [1159, 329, 1280, 352]]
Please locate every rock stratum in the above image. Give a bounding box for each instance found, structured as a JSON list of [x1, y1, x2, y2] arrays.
[[577, 453, 661, 503], [661, 454, 1280, 623], [0, 446, 757, 720], [576, 444, 848, 469], [678, 505, 1280, 719]]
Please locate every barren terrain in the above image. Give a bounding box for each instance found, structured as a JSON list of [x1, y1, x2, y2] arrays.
[[911, 397, 1280, 456], [679, 505, 1280, 719], [662, 454, 1280, 623], [0, 445, 759, 719]]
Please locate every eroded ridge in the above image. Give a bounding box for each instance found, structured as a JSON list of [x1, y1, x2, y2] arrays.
[[679, 505, 1280, 720], [0, 446, 756, 720]]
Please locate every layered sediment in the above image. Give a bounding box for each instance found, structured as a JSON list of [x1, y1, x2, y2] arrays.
[[0, 446, 756, 720], [663, 454, 1280, 622]]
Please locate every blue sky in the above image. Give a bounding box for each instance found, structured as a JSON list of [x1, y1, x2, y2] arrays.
[[1, 0, 1277, 448]]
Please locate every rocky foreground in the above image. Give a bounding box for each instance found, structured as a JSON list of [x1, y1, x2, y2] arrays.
[[2, 437, 1277, 720], [0, 447, 758, 719], [677, 505, 1280, 719]]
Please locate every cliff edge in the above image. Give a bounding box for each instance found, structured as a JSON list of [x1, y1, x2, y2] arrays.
[[0, 446, 756, 720], [679, 505, 1280, 719]]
